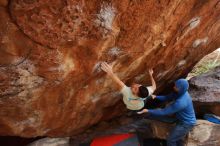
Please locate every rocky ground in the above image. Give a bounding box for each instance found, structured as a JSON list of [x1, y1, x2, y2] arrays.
[[27, 119, 220, 146]]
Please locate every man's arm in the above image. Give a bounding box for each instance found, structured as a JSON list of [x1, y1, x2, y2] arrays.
[[152, 93, 175, 102], [148, 69, 156, 92], [101, 62, 125, 90], [138, 100, 187, 116]]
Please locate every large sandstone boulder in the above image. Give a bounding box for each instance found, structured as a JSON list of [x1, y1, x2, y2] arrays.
[[0, 0, 220, 137], [189, 66, 220, 116]]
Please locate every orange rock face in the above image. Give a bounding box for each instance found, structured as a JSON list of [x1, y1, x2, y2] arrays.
[[0, 0, 220, 137]]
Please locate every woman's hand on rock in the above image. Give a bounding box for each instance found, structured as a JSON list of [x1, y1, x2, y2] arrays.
[[101, 62, 113, 75], [151, 95, 156, 99], [148, 68, 154, 75]]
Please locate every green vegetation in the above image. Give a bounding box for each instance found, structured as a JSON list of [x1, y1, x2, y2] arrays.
[[188, 50, 220, 78], [190, 61, 220, 76]]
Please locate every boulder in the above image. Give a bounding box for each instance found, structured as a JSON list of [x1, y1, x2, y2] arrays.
[[189, 66, 220, 116], [144, 119, 220, 146], [147, 119, 220, 146], [0, 0, 220, 137], [28, 137, 70, 146]]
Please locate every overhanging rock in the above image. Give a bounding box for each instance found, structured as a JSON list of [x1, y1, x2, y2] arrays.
[[0, 0, 220, 137]]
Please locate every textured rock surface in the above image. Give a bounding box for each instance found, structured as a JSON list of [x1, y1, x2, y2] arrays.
[[0, 0, 220, 137], [31, 119, 220, 146], [0, 0, 7, 6], [28, 137, 70, 146], [189, 66, 220, 116], [150, 120, 220, 146]]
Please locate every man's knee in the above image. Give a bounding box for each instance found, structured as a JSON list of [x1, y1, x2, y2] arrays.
[[166, 131, 179, 146], [167, 132, 186, 146], [167, 138, 176, 146], [167, 136, 176, 143]]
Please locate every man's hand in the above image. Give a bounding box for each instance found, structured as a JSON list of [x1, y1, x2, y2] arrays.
[[137, 109, 148, 114], [148, 68, 154, 75], [101, 62, 113, 75]]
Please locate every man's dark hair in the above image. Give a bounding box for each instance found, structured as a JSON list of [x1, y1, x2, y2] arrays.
[[138, 86, 149, 98]]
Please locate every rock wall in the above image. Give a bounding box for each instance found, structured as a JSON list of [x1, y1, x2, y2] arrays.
[[189, 66, 220, 117], [0, 0, 220, 137]]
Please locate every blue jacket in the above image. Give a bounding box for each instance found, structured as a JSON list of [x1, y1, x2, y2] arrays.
[[148, 79, 196, 125]]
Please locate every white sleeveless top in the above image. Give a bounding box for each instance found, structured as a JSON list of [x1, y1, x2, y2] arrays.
[[120, 85, 153, 110]]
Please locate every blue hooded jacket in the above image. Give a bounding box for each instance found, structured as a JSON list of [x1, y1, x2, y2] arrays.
[[148, 79, 196, 125]]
